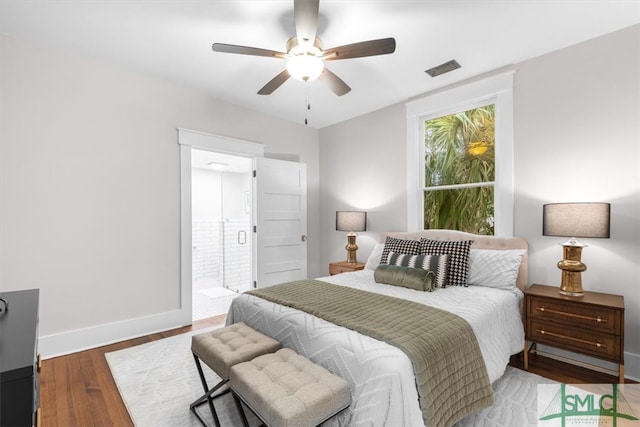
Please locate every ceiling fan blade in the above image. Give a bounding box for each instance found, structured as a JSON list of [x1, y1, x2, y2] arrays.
[[258, 70, 291, 95], [212, 43, 287, 59], [319, 68, 351, 96], [323, 38, 396, 60], [294, 0, 319, 47]]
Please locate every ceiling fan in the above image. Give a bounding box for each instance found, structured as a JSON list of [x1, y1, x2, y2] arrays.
[[211, 0, 396, 96]]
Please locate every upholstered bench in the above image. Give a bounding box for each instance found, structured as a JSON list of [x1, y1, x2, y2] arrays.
[[230, 348, 351, 427], [190, 322, 281, 427]]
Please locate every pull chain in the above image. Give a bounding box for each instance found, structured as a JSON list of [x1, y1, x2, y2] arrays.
[[304, 84, 311, 125]]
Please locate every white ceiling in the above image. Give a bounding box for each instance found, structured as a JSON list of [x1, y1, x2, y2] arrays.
[[1, 1, 638, 129]]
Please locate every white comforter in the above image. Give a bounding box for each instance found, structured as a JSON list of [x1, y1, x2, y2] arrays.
[[226, 270, 525, 427]]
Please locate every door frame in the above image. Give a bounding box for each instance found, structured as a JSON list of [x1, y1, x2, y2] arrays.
[[178, 128, 264, 324]]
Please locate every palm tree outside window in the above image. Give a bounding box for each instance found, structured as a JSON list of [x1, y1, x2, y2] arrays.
[[423, 104, 496, 235]]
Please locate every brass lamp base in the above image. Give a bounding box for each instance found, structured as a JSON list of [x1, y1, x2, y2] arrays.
[[557, 243, 587, 297], [345, 233, 359, 264]]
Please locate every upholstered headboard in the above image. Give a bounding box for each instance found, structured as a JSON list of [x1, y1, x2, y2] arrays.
[[381, 230, 529, 291]]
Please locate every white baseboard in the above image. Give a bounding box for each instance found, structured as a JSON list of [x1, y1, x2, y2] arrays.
[[537, 344, 640, 382], [625, 351, 640, 382], [39, 308, 191, 359]]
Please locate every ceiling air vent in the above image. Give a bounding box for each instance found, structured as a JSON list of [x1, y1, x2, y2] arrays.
[[425, 60, 461, 77]]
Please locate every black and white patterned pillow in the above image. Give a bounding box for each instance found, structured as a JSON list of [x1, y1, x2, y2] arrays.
[[379, 236, 421, 265], [387, 251, 450, 289], [419, 238, 473, 287]]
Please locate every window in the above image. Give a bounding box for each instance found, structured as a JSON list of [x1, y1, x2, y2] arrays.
[[406, 70, 514, 236], [423, 103, 496, 234]]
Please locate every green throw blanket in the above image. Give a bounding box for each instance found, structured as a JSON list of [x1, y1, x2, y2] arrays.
[[248, 280, 494, 427]]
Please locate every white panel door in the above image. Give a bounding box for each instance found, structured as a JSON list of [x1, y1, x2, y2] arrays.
[[253, 157, 307, 288]]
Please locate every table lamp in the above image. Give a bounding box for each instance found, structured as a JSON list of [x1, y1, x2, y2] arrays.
[[542, 202, 610, 296], [336, 211, 367, 263]]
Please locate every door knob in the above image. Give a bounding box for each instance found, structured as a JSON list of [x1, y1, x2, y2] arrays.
[[301, 235, 307, 241]]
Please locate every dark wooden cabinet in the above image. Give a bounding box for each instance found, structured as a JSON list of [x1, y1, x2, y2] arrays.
[[523, 284, 624, 382], [0, 289, 40, 426]]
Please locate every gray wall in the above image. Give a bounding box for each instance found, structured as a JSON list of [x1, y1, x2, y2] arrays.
[[0, 34, 320, 350], [319, 24, 640, 377], [319, 103, 407, 273]]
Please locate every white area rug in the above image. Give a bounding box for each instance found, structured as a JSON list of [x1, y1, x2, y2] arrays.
[[106, 327, 556, 427]]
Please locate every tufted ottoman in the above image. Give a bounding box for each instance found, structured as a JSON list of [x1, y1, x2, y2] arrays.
[[190, 322, 281, 427], [230, 348, 351, 427]]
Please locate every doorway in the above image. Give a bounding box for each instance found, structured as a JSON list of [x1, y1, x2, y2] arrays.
[[178, 128, 308, 326], [191, 148, 252, 321]]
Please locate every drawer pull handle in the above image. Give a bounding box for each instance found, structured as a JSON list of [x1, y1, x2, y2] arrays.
[[535, 306, 609, 323], [536, 329, 607, 349]]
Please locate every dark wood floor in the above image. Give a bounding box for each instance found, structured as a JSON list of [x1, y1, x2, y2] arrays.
[[39, 315, 226, 427], [508, 352, 630, 385], [40, 316, 633, 426]]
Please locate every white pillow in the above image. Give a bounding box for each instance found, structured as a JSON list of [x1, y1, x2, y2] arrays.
[[467, 249, 525, 290], [364, 243, 385, 270]]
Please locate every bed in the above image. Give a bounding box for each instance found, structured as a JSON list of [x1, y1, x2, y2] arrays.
[[226, 230, 528, 426]]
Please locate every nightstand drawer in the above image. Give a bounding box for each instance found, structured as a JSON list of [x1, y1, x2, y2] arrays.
[[329, 262, 365, 275], [329, 265, 357, 275], [528, 318, 621, 362], [523, 284, 625, 382], [329, 265, 347, 275], [527, 296, 619, 334]]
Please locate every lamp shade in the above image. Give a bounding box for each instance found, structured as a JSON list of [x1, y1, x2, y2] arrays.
[[543, 202, 610, 238], [336, 211, 367, 232]]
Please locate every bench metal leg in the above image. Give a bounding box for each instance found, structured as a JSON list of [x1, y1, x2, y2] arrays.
[[232, 391, 251, 427], [190, 353, 228, 427], [232, 389, 343, 427]]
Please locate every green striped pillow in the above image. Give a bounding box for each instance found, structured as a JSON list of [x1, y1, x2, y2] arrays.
[[387, 251, 450, 288]]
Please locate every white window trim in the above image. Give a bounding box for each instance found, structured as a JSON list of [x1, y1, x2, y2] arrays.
[[405, 69, 515, 236]]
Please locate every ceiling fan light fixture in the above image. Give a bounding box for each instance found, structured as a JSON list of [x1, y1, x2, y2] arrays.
[[211, 2, 395, 96], [286, 53, 324, 82]]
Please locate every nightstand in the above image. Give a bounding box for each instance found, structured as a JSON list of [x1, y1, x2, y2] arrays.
[[524, 284, 625, 383], [329, 261, 365, 275]]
